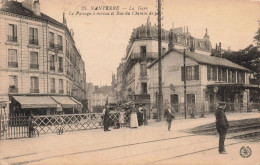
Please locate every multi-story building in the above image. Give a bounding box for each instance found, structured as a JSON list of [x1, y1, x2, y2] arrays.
[[148, 44, 258, 114], [91, 86, 112, 112], [113, 17, 211, 104], [0, 0, 87, 115]]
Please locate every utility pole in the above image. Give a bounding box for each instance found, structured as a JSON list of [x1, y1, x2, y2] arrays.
[[157, 0, 163, 121], [183, 49, 187, 119]]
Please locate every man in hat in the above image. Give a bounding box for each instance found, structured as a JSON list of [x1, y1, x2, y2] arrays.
[[164, 104, 175, 131], [215, 102, 229, 154], [104, 105, 111, 132]]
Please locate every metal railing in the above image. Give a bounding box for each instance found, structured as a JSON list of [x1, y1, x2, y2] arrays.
[[9, 87, 18, 93], [30, 64, 39, 69], [30, 89, 39, 93], [29, 39, 38, 45], [33, 112, 130, 134], [8, 62, 18, 68], [7, 35, 17, 42]]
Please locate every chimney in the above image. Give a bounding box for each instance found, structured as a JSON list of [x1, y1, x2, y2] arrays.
[[63, 12, 67, 25], [168, 30, 174, 50], [70, 29, 74, 38], [33, 0, 40, 16], [22, 0, 33, 11]]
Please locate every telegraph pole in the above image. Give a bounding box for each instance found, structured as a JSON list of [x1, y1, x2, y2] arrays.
[[157, 0, 163, 121], [183, 49, 187, 119]]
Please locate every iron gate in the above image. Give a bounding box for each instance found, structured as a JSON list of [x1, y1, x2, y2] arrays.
[[0, 113, 29, 140]]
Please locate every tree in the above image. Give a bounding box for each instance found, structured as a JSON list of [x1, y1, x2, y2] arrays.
[[254, 20, 260, 47]]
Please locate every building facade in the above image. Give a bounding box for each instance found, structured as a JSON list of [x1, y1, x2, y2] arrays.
[[0, 0, 87, 115], [148, 48, 257, 114], [113, 17, 212, 104]]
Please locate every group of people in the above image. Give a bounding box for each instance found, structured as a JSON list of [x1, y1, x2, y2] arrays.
[[102, 103, 147, 132]]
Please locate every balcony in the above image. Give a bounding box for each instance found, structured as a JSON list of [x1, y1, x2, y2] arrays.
[[49, 42, 55, 49], [30, 89, 39, 93], [50, 66, 55, 71], [30, 64, 39, 69], [7, 35, 17, 42], [59, 90, 64, 94], [50, 89, 56, 93], [58, 68, 63, 73], [8, 62, 18, 68], [29, 39, 38, 45], [9, 87, 18, 93]]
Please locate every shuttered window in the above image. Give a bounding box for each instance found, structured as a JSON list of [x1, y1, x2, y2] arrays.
[[181, 65, 199, 81]]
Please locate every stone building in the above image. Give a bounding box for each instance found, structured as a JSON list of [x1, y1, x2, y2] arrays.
[[113, 17, 212, 105], [0, 0, 87, 115], [148, 46, 257, 114]]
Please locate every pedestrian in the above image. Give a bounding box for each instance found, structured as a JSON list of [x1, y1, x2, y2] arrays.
[[104, 105, 111, 132], [28, 113, 34, 137], [215, 102, 229, 154], [119, 109, 125, 128], [164, 104, 175, 131], [130, 104, 138, 128]]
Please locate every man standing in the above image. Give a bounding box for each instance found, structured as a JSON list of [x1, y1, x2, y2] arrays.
[[215, 102, 229, 154], [104, 105, 111, 132], [164, 105, 175, 131]]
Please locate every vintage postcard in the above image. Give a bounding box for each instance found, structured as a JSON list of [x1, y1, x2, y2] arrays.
[[0, 0, 259, 164]]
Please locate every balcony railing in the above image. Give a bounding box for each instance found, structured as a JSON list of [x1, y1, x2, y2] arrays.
[[8, 62, 18, 68], [9, 87, 18, 93], [59, 90, 64, 94], [7, 35, 17, 42], [57, 45, 63, 51], [30, 89, 39, 93], [58, 68, 63, 73], [50, 66, 55, 71], [49, 42, 55, 49], [50, 89, 56, 93], [30, 64, 39, 69], [29, 39, 38, 45]]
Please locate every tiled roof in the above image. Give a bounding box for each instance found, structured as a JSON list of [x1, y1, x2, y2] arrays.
[[148, 48, 250, 72]]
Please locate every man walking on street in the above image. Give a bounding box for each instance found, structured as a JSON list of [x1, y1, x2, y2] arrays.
[[104, 105, 111, 132], [215, 102, 229, 154], [164, 105, 175, 131]]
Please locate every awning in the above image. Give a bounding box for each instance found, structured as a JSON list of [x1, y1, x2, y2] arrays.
[[69, 97, 83, 108], [51, 96, 80, 108], [13, 96, 58, 109], [207, 83, 260, 89]]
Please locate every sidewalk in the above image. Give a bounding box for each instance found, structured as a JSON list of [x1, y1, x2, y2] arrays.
[[0, 112, 259, 165]]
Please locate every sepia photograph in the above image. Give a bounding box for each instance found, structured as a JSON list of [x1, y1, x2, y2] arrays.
[[0, 0, 259, 164]]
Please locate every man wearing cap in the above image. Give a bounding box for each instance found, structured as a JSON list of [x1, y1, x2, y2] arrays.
[[215, 102, 229, 154], [164, 104, 175, 131]]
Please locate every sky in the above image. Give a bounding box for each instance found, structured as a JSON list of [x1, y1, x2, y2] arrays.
[[27, 0, 260, 86]]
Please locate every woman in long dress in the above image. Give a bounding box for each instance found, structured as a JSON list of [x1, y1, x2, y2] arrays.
[[130, 105, 138, 128]]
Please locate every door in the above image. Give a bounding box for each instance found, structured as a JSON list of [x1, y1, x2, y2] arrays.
[[170, 94, 179, 112]]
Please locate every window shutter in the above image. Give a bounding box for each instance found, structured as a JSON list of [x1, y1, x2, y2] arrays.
[[207, 66, 211, 81], [29, 28, 33, 40], [195, 65, 199, 80], [14, 25, 17, 37], [34, 28, 38, 40], [181, 66, 184, 81]]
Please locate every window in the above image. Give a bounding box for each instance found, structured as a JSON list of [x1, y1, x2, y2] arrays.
[[140, 46, 146, 59], [9, 75, 18, 93], [207, 66, 217, 81], [29, 28, 38, 45], [58, 57, 63, 72], [8, 49, 18, 68], [218, 67, 227, 82], [181, 65, 199, 81], [57, 35, 63, 50], [141, 83, 147, 94], [8, 24, 17, 42], [49, 32, 54, 48], [187, 94, 195, 105], [30, 77, 39, 93], [140, 63, 147, 76], [50, 55, 55, 71], [162, 47, 166, 54], [237, 71, 245, 84], [50, 78, 55, 93], [59, 79, 64, 94], [30, 52, 38, 69]]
